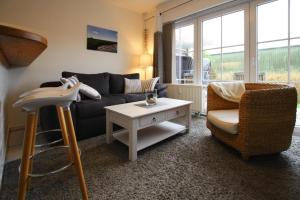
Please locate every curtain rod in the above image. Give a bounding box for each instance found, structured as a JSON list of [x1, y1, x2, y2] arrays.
[[174, 0, 249, 24], [144, 16, 155, 22], [160, 0, 193, 15]]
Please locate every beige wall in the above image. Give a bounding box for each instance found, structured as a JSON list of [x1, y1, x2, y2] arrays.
[[0, 0, 144, 128]]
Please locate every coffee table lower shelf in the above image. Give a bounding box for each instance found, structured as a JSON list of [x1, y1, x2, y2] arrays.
[[113, 121, 186, 151]]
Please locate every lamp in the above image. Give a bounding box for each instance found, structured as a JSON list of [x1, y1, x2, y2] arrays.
[[140, 53, 152, 79], [140, 25, 153, 79], [140, 53, 152, 67]]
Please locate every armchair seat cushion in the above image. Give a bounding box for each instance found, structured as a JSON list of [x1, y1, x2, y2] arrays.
[[207, 109, 239, 134]]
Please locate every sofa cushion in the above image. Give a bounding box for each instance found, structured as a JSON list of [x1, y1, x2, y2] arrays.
[[207, 109, 239, 134], [62, 71, 110, 95], [109, 73, 140, 94], [75, 96, 126, 119], [112, 93, 145, 103], [125, 93, 146, 103]]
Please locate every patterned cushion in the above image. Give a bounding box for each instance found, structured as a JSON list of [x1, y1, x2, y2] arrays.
[[60, 76, 81, 101], [109, 73, 140, 94], [124, 78, 142, 94], [141, 77, 160, 92], [124, 77, 160, 94]]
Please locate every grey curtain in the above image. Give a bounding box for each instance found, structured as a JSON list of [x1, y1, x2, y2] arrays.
[[153, 32, 163, 82], [162, 22, 173, 83]]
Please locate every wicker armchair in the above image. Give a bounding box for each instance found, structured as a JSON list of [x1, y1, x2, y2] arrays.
[[206, 83, 298, 160]]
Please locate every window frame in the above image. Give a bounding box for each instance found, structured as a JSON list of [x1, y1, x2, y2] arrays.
[[199, 3, 250, 83], [174, 19, 198, 84], [250, 0, 300, 83], [173, 3, 250, 84]]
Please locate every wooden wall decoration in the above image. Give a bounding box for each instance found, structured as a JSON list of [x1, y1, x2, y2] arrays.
[[0, 25, 47, 68]]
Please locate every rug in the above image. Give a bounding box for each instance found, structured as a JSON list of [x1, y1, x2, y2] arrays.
[[1, 117, 300, 200]]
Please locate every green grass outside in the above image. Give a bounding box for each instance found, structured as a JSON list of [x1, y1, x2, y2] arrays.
[[297, 104, 300, 109], [204, 45, 300, 82]]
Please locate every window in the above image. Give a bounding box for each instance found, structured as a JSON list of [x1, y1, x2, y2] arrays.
[[175, 24, 195, 84], [256, 0, 300, 125], [256, 0, 300, 83], [201, 10, 245, 84], [172, 0, 299, 123]]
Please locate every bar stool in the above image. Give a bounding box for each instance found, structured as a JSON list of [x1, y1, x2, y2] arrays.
[[13, 83, 88, 200]]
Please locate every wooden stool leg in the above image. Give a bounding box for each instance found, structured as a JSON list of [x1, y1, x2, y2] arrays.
[[64, 108, 88, 200], [56, 106, 72, 161], [17, 112, 38, 200], [27, 112, 38, 191]]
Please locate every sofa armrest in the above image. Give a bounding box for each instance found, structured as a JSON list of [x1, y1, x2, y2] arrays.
[[239, 87, 297, 149], [207, 85, 239, 112], [155, 83, 167, 98]]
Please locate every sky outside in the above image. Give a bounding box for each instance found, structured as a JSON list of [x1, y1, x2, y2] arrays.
[[87, 25, 117, 42]]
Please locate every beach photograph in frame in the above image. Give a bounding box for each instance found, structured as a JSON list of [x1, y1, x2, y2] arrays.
[[87, 25, 118, 53]]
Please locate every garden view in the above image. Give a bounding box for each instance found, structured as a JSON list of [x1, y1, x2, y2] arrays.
[[204, 45, 300, 104]]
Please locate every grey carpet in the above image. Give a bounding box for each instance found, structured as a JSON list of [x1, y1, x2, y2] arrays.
[[1, 117, 300, 200]]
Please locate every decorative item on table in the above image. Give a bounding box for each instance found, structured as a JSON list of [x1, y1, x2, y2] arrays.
[[145, 89, 158, 106]]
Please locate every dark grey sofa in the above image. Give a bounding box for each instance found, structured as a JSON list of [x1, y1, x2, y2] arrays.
[[39, 71, 167, 140]]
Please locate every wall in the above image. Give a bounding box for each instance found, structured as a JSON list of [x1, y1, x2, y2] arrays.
[[0, 59, 8, 186], [144, 12, 157, 79], [0, 0, 144, 130]]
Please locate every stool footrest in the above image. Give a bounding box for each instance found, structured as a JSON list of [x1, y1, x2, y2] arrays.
[[18, 145, 81, 178], [35, 129, 63, 148]]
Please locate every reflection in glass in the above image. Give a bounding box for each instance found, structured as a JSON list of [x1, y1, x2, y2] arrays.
[[290, 39, 300, 83], [258, 41, 288, 82], [222, 11, 244, 47], [257, 0, 288, 42], [222, 46, 244, 81], [175, 25, 194, 84], [203, 17, 221, 50], [202, 49, 221, 82], [291, 0, 300, 38]]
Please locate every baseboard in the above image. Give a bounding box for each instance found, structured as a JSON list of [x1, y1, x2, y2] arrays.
[[5, 124, 25, 163], [0, 139, 5, 189], [294, 126, 300, 136]]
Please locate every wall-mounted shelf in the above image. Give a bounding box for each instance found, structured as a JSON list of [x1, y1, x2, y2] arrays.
[[0, 25, 47, 68]]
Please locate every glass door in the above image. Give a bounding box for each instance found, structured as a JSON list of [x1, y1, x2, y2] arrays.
[[200, 5, 249, 113], [175, 23, 195, 84], [255, 0, 300, 126], [201, 10, 246, 84]]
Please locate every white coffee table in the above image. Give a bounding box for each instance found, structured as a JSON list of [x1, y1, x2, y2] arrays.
[[105, 98, 192, 161]]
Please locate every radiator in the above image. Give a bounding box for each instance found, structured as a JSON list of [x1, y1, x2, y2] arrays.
[[167, 84, 206, 113]]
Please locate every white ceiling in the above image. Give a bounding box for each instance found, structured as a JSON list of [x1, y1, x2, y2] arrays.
[[108, 0, 171, 14]]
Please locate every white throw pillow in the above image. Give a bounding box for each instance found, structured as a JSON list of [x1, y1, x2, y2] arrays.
[[124, 78, 143, 94], [79, 83, 101, 100], [141, 77, 160, 92]]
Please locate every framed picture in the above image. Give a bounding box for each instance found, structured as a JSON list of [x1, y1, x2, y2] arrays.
[[87, 25, 118, 53]]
